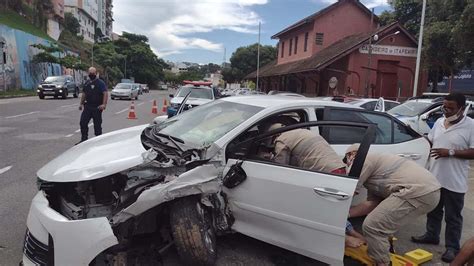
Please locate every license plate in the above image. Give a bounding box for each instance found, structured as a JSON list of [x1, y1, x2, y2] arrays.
[[43, 91, 55, 95]]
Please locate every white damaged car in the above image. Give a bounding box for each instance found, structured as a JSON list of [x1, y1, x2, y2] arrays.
[[23, 96, 430, 265]]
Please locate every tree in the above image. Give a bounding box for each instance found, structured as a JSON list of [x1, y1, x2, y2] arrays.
[[385, 0, 473, 91], [110, 32, 166, 87], [223, 43, 277, 82], [64, 13, 80, 36]]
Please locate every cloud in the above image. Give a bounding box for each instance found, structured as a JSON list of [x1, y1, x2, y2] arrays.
[[313, 0, 390, 9], [113, 0, 267, 58]]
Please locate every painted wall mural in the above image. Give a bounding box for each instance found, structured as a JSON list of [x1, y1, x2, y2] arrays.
[[0, 25, 84, 90]]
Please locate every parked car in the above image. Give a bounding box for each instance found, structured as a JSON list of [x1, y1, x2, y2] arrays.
[[345, 97, 400, 112], [110, 83, 140, 100], [388, 98, 474, 135], [37, 75, 79, 99], [167, 84, 217, 117], [23, 96, 430, 266]]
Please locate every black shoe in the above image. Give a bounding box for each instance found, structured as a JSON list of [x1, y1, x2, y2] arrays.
[[411, 234, 440, 245], [75, 140, 86, 146], [441, 249, 458, 263]]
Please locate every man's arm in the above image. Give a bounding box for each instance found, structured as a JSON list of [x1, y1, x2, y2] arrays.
[[98, 82, 108, 111], [431, 148, 474, 160], [272, 141, 290, 165], [349, 200, 380, 218], [79, 92, 86, 110], [450, 237, 474, 266]]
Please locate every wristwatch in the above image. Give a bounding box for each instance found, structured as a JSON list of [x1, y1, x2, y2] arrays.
[[449, 149, 455, 157]]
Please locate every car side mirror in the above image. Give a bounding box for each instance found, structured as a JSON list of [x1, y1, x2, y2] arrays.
[[222, 161, 247, 188], [169, 94, 174, 98], [420, 114, 428, 121]]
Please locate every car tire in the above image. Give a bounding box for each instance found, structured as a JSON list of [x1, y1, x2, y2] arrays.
[[62, 91, 68, 99], [135, 95, 139, 100], [111, 96, 115, 100], [73, 88, 79, 98], [38, 94, 44, 99], [170, 196, 217, 266]]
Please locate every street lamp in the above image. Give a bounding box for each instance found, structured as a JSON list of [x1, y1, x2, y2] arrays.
[[364, 31, 401, 97]]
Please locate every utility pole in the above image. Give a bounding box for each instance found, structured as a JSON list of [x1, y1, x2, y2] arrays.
[[124, 56, 127, 79], [256, 21, 261, 92], [91, 44, 94, 67], [413, 0, 427, 97], [364, 8, 375, 98]]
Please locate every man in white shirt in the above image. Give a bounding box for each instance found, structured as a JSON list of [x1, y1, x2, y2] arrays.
[[412, 93, 474, 263]]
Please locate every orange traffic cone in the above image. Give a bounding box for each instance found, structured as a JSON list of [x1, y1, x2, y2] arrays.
[[162, 99, 168, 113], [127, 101, 137, 119], [151, 99, 158, 114]]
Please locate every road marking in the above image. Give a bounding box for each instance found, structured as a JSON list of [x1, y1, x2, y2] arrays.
[[115, 107, 129, 115], [137, 102, 145, 106], [0, 166, 12, 175], [4, 111, 40, 119], [65, 134, 74, 138], [60, 104, 78, 108], [75, 123, 93, 133]]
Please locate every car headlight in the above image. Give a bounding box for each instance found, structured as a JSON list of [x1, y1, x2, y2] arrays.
[[37, 89, 40, 93], [57, 85, 62, 89], [59, 90, 63, 93], [38, 85, 42, 88]]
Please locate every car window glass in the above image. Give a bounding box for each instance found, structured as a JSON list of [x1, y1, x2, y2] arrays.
[[228, 110, 309, 155], [317, 109, 392, 144], [361, 101, 376, 111], [384, 101, 399, 111], [393, 121, 418, 142]]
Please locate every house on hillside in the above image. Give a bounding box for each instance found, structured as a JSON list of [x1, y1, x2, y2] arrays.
[[246, 0, 427, 99]]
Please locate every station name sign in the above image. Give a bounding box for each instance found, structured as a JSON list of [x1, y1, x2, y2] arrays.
[[359, 45, 417, 57]]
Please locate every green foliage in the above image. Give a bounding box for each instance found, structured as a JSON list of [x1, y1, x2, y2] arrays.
[[223, 43, 277, 82], [386, 0, 473, 90], [64, 13, 81, 36], [31, 43, 62, 54], [379, 10, 396, 26], [0, 10, 54, 41], [32, 52, 59, 64]]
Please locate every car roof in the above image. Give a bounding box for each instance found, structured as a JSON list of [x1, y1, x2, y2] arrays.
[[221, 95, 360, 109]]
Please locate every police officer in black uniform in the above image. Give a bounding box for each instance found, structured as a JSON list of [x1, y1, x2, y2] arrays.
[[78, 67, 108, 144]]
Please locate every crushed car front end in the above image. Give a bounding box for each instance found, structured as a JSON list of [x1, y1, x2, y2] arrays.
[[22, 125, 231, 265]]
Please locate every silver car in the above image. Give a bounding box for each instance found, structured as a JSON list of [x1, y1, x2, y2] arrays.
[[111, 83, 139, 100]]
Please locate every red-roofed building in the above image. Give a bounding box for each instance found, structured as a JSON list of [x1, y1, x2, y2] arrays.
[[246, 0, 427, 99]]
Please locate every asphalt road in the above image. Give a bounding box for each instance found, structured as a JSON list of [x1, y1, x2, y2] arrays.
[[0, 91, 473, 266]]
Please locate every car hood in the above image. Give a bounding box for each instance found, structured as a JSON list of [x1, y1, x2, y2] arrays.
[[171, 97, 212, 106], [37, 124, 149, 182], [41, 82, 63, 85], [113, 88, 132, 93]]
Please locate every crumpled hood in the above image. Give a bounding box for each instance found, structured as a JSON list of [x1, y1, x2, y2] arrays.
[[171, 97, 212, 106], [37, 124, 149, 182]]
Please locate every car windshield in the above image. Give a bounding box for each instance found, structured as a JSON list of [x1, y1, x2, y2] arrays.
[[176, 86, 213, 99], [44, 76, 65, 83], [115, 84, 131, 90], [156, 101, 262, 147], [388, 101, 432, 117]]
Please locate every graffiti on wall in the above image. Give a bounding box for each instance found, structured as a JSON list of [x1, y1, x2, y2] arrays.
[[0, 24, 84, 90]]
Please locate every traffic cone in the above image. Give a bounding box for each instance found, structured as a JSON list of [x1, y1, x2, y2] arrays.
[[151, 99, 158, 114], [127, 101, 137, 119], [162, 99, 168, 113]]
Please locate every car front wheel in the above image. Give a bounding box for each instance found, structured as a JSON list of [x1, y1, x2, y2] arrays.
[[38, 94, 44, 99], [170, 196, 217, 266]]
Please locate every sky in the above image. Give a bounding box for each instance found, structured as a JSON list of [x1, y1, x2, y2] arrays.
[[113, 0, 392, 64]]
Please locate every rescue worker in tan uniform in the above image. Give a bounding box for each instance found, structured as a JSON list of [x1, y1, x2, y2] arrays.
[[346, 144, 441, 266], [272, 128, 346, 174]]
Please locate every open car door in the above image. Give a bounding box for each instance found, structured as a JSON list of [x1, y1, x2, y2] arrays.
[[374, 97, 385, 112], [223, 121, 375, 265]]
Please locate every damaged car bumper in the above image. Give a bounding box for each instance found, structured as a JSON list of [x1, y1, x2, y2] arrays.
[[22, 192, 118, 265]]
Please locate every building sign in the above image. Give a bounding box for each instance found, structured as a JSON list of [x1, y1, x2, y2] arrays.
[[359, 45, 417, 57]]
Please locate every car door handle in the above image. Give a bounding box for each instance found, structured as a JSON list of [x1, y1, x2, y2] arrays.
[[397, 153, 422, 160], [313, 187, 350, 200]]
